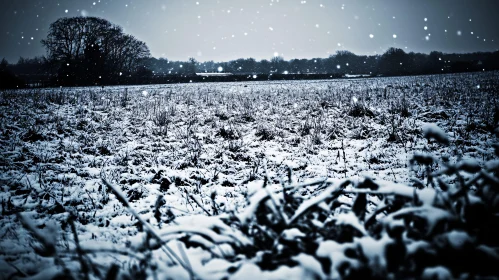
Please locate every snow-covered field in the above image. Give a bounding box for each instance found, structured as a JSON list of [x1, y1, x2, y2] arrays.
[[1, 72, 498, 279]]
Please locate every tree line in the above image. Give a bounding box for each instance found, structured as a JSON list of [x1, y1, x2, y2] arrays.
[[2, 16, 499, 88], [153, 49, 499, 76]]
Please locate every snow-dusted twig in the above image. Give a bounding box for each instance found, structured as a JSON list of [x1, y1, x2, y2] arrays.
[[100, 176, 197, 278]]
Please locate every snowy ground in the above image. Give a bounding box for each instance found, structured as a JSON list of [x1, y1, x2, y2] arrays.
[[0, 72, 498, 279]]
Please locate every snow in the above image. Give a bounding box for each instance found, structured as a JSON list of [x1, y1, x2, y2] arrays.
[[282, 228, 306, 240], [422, 123, 449, 144], [292, 254, 326, 279], [421, 266, 453, 280], [316, 240, 360, 279], [1, 71, 497, 279], [354, 233, 393, 269], [446, 231, 472, 250], [334, 211, 368, 236]]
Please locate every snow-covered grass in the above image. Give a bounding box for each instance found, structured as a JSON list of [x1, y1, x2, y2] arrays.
[[0, 72, 498, 279]]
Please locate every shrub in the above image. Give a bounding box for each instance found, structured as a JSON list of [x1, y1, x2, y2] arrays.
[[255, 125, 276, 141], [349, 102, 375, 118], [216, 125, 240, 140]]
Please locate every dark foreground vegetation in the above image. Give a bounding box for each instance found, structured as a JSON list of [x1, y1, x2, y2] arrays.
[[2, 16, 499, 88]]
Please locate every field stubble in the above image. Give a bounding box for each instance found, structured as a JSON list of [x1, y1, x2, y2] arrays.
[[0, 72, 498, 279]]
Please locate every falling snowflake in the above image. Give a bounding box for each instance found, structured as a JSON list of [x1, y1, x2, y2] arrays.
[[457, 30, 462, 36], [218, 66, 223, 72], [393, 34, 397, 38], [274, 52, 279, 57], [424, 26, 428, 30], [369, 34, 374, 38]]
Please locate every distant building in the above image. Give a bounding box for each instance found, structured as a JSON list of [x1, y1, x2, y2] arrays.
[[196, 73, 233, 77]]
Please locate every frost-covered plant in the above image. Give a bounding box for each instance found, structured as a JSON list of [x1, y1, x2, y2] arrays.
[[255, 125, 276, 141], [152, 109, 171, 136], [348, 100, 375, 118], [216, 124, 240, 140], [18, 123, 498, 279]]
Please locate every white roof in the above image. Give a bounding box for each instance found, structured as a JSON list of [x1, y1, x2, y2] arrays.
[[196, 73, 233, 77]]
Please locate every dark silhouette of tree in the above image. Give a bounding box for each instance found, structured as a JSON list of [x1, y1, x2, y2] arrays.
[[41, 16, 150, 85], [258, 59, 271, 74], [13, 57, 51, 77], [270, 56, 286, 73], [243, 58, 257, 73], [186, 57, 198, 74], [426, 51, 445, 73], [378, 48, 409, 75], [327, 51, 359, 74], [0, 58, 25, 88], [289, 59, 307, 74]]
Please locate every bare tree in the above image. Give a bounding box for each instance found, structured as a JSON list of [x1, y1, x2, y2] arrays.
[[41, 16, 150, 85]]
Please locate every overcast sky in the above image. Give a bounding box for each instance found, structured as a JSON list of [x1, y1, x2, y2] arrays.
[[1, 0, 499, 63]]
